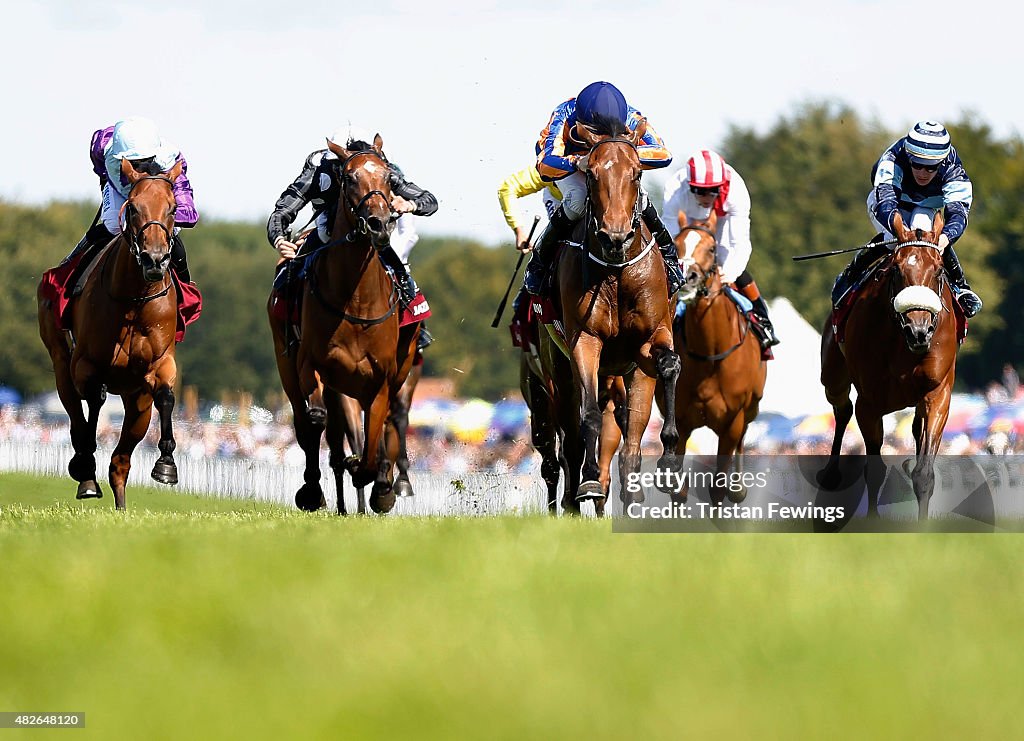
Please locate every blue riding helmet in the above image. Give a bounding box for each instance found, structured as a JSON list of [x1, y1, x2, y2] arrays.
[[904, 121, 951, 165], [575, 81, 628, 128]]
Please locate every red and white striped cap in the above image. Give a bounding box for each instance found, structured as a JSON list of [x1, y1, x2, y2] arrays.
[[687, 150, 728, 188]]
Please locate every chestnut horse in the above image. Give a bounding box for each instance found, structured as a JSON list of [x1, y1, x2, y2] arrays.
[[555, 123, 680, 504], [37, 160, 185, 510], [269, 135, 418, 514], [665, 211, 767, 504], [820, 211, 958, 518]]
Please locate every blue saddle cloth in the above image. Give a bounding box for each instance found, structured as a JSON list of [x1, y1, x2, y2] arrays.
[[675, 285, 752, 320]]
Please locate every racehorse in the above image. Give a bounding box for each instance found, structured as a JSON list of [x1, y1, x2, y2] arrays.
[[554, 121, 680, 505], [820, 211, 959, 518], [37, 159, 185, 510], [268, 134, 418, 514], [666, 211, 766, 504]]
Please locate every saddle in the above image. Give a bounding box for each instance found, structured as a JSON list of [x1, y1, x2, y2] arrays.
[[674, 286, 774, 361]]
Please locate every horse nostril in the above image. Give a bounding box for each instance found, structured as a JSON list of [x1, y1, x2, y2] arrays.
[[366, 217, 384, 233]]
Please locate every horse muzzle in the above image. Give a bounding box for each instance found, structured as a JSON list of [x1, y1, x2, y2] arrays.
[[139, 252, 171, 282], [900, 310, 937, 354]]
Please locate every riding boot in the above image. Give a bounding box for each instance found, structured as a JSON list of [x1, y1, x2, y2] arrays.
[[738, 281, 780, 347], [170, 234, 192, 284], [832, 236, 889, 306], [641, 201, 684, 295], [524, 206, 574, 295], [417, 320, 434, 352], [942, 245, 983, 317], [380, 245, 417, 305]]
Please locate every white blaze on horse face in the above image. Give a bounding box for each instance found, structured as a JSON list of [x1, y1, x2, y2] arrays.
[[602, 160, 614, 171], [363, 162, 378, 174], [682, 231, 701, 261], [907, 254, 918, 267]]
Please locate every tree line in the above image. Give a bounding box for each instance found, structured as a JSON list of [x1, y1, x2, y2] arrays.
[[1, 102, 1020, 403]]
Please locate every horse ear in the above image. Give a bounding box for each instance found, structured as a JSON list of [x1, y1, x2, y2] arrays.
[[326, 138, 350, 160], [892, 212, 911, 242], [630, 117, 648, 144], [121, 158, 144, 184], [931, 209, 945, 238], [166, 159, 183, 183], [577, 123, 602, 149], [677, 210, 688, 231], [373, 133, 384, 155], [706, 209, 718, 231]]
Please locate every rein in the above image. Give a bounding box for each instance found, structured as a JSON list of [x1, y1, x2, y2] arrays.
[[582, 137, 645, 267], [106, 175, 176, 303]]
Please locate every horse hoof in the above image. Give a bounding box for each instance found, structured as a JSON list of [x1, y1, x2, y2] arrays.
[[151, 460, 178, 486], [295, 484, 325, 512], [726, 486, 747, 504], [68, 455, 96, 483], [308, 408, 327, 429], [370, 484, 396, 514], [576, 480, 604, 502], [76, 481, 103, 500], [393, 479, 415, 498], [816, 468, 841, 491]]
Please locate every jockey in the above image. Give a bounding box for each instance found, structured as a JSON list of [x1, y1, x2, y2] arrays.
[[663, 150, 780, 347], [267, 123, 438, 308], [833, 121, 981, 317], [63, 116, 198, 282], [523, 81, 683, 296]]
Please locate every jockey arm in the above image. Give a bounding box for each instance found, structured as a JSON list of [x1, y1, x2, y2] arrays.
[[939, 161, 973, 244], [870, 146, 903, 235], [717, 177, 752, 284], [170, 156, 198, 228], [266, 151, 323, 247], [497, 167, 548, 230], [536, 101, 579, 182], [629, 111, 672, 171], [390, 168, 438, 216]]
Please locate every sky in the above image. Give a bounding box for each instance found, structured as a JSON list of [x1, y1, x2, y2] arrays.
[[2, 0, 1021, 247]]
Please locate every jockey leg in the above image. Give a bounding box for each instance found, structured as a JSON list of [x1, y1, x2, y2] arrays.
[[831, 233, 888, 306], [640, 199, 684, 295], [524, 205, 574, 295], [736, 272, 780, 347], [942, 245, 982, 317], [62, 222, 114, 266], [170, 234, 192, 284], [380, 244, 417, 305]]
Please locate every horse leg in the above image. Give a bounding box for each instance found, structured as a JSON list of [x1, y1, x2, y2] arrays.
[[150, 384, 178, 486], [363, 386, 396, 514], [618, 372, 657, 508], [525, 366, 561, 515], [339, 394, 366, 514], [388, 389, 414, 499], [716, 413, 749, 505], [650, 343, 682, 472], [324, 389, 349, 516], [595, 376, 624, 517], [108, 390, 152, 511], [855, 403, 885, 517], [911, 380, 953, 520], [571, 334, 605, 502], [819, 323, 853, 490], [670, 426, 694, 504], [60, 365, 103, 499]]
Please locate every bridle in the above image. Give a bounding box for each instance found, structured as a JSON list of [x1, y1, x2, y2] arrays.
[[886, 239, 951, 333], [583, 137, 643, 262], [679, 223, 719, 299], [337, 149, 398, 239], [122, 175, 176, 266]]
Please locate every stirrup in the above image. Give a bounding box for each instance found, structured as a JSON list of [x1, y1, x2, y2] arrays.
[[955, 288, 982, 318]]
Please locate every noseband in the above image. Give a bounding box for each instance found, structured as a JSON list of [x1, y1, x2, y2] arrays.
[[337, 150, 397, 238], [887, 240, 950, 333], [679, 224, 719, 298], [123, 175, 176, 266]]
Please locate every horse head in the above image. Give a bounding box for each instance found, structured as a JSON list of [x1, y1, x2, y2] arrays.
[[327, 134, 395, 252], [889, 210, 947, 355], [121, 158, 182, 282], [577, 120, 646, 264], [674, 210, 720, 304]]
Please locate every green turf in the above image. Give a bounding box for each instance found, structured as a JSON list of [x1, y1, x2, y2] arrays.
[[2, 472, 1022, 739]]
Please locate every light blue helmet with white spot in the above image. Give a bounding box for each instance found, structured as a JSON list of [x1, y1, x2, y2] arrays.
[[904, 121, 951, 165]]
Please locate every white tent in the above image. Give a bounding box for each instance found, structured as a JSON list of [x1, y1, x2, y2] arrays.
[[757, 297, 836, 419]]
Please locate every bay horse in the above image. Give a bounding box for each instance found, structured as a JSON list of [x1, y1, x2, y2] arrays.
[[665, 211, 766, 504], [820, 211, 958, 518], [37, 159, 185, 510], [555, 122, 680, 505], [269, 134, 418, 514]]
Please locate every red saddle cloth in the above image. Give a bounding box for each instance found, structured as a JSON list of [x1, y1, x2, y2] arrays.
[[39, 255, 202, 342], [509, 294, 541, 352], [831, 282, 967, 345]]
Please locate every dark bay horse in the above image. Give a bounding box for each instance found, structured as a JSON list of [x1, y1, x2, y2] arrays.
[[666, 211, 766, 504], [820, 211, 958, 518], [555, 122, 680, 505], [269, 135, 418, 514], [38, 159, 185, 510]]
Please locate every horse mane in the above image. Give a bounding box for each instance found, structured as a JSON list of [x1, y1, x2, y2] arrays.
[[126, 157, 163, 177], [584, 114, 628, 138]]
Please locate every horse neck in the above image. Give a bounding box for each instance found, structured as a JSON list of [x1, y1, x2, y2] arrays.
[[320, 228, 390, 305], [686, 286, 742, 354], [107, 235, 166, 298]]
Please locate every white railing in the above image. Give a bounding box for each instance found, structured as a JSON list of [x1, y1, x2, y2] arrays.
[[0, 441, 551, 516]]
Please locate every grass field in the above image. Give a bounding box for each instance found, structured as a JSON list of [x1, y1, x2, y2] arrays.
[[2, 471, 1023, 739]]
